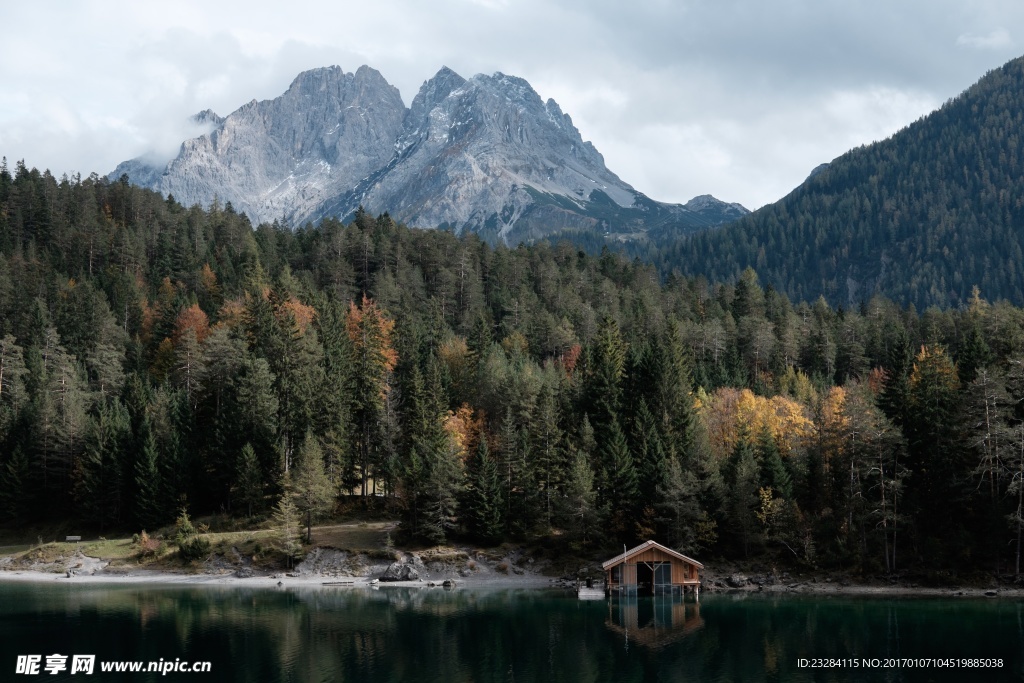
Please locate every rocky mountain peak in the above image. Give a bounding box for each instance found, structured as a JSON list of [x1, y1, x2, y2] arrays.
[[408, 66, 467, 125], [192, 109, 223, 126], [112, 64, 747, 241]]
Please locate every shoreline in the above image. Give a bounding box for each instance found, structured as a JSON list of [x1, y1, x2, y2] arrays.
[[0, 566, 559, 590], [1, 566, 1022, 599]]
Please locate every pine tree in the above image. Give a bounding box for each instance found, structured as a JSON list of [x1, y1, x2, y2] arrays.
[[234, 356, 280, 487], [905, 344, 966, 560], [531, 382, 563, 531], [632, 398, 667, 503], [271, 490, 303, 568], [726, 429, 761, 557], [271, 303, 324, 474], [603, 418, 639, 542], [0, 334, 27, 442], [421, 435, 463, 545], [755, 427, 792, 499], [346, 296, 397, 497], [466, 436, 504, 543], [584, 316, 626, 446], [291, 431, 333, 543], [173, 327, 204, 408], [880, 326, 913, 427], [563, 450, 600, 549], [174, 508, 210, 562], [656, 455, 706, 552], [0, 447, 32, 522], [657, 321, 698, 459], [235, 443, 263, 518], [75, 398, 130, 529], [133, 418, 165, 531]]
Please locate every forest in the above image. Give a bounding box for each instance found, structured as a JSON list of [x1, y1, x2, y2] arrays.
[[638, 56, 1024, 311], [4, 159, 1024, 578]]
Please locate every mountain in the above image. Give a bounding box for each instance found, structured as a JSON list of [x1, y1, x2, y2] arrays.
[[112, 66, 407, 227], [650, 55, 1024, 309], [111, 66, 747, 241]]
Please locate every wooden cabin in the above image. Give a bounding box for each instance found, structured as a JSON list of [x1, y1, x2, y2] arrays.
[[602, 540, 703, 597]]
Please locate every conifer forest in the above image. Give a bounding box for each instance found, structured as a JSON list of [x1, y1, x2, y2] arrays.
[[4, 161, 1024, 577]]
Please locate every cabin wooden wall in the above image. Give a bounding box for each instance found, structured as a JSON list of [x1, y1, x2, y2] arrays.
[[606, 546, 700, 585]]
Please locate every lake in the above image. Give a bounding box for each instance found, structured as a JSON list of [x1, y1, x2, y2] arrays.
[[1, 582, 1022, 682]]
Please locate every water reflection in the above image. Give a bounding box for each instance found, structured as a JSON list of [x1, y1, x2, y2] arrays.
[[606, 595, 704, 651], [2, 583, 1023, 682]]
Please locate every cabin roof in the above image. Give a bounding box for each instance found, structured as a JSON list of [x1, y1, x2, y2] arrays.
[[601, 540, 704, 570]]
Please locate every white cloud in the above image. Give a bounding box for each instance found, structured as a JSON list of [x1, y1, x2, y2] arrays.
[[957, 28, 1012, 50], [1, 0, 1023, 208]]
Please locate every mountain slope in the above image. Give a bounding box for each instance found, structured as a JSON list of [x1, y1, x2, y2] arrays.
[[112, 66, 747, 240], [112, 66, 407, 226], [652, 55, 1024, 309]]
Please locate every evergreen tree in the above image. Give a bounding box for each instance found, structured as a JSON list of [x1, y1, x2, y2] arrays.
[[235, 443, 264, 518], [291, 431, 334, 543], [632, 399, 667, 503], [466, 435, 504, 543], [133, 417, 165, 531], [346, 296, 397, 497], [421, 433, 464, 545], [0, 334, 28, 442], [584, 316, 626, 445], [563, 450, 599, 549], [905, 345, 965, 561], [0, 447, 31, 522], [656, 455, 707, 552], [603, 418, 639, 542], [174, 508, 210, 562], [725, 429, 761, 557], [75, 398, 130, 529], [531, 382, 563, 531], [271, 491, 303, 568], [755, 428, 792, 500]]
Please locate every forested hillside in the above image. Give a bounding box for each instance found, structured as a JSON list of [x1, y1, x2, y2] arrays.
[[644, 55, 1024, 310], [5, 159, 1024, 576]]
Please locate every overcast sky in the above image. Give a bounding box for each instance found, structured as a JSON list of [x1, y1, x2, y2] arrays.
[[1, 1, 1021, 210]]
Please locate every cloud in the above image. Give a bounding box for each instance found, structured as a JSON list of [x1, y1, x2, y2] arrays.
[[2, 1, 1024, 208], [957, 28, 1012, 50]]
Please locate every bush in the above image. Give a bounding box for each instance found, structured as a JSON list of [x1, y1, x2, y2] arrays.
[[134, 531, 162, 559], [174, 510, 210, 562]]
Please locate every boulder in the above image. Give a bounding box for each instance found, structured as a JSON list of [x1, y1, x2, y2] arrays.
[[380, 563, 420, 582], [726, 574, 748, 588]]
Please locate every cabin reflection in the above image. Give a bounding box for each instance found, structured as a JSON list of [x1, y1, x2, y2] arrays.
[[605, 594, 704, 649]]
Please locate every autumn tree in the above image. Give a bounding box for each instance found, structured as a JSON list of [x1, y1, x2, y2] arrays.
[[346, 296, 397, 497]]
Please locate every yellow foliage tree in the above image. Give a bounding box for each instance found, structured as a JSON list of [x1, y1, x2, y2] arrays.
[[700, 387, 813, 462]]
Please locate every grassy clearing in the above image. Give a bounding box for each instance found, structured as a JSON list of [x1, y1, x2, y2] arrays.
[[312, 522, 396, 551], [0, 543, 33, 555], [79, 538, 135, 560], [0, 519, 407, 572]]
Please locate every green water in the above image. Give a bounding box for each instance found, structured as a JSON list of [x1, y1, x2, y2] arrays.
[[1, 583, 1021, 682]]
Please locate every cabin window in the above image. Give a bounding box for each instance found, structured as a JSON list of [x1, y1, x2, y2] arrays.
[[653, 562, 671, 586]]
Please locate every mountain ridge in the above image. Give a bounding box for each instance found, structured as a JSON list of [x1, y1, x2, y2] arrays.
[[646, 54, 1024, 309], [112, 65, 748, 241]]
